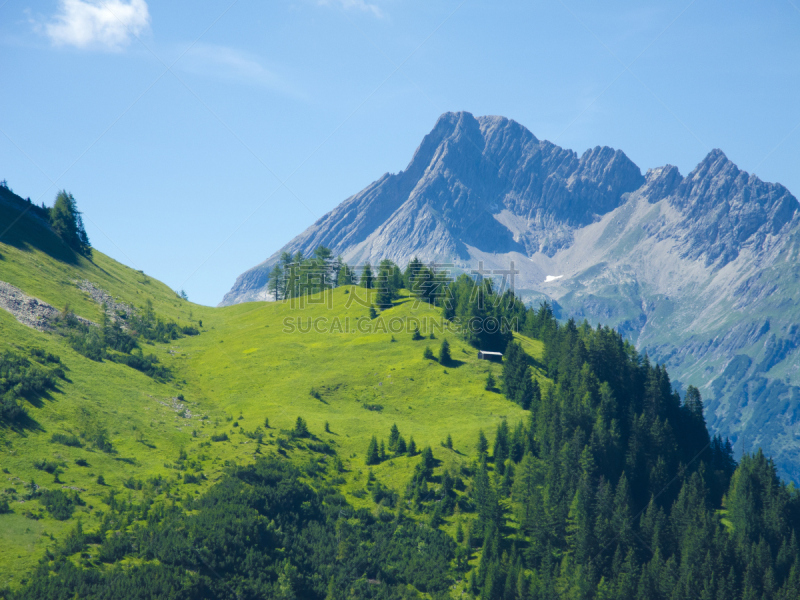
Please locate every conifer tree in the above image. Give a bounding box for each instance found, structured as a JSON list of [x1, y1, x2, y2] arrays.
[[293, 416, 309, 438], [439, 338, 451, 365], [361, 263, 374, 289], [269, 264, 284, 301], [375, 259, 397, 309], [477, 429, 489, 456], [365, 435, 380, 465], [485, 371, 495, 391], [388, 423, 400, 451], [50, 190, 91, 256]]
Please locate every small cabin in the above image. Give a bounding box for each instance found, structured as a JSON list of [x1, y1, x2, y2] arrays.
[[478, 350, 503, 361]]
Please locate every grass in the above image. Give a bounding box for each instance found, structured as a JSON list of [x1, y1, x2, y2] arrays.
[[0, 227, 546, 587]]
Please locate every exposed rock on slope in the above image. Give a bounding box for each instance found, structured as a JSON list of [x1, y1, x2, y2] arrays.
[[0, 281, 94, 331]]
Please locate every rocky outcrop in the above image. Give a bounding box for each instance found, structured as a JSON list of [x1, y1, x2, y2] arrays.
[[0, 281, 93, 331]]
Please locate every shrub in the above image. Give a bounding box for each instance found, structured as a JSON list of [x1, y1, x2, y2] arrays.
[[50, 433, 82, 447], [39, 489, 82, 520], [211, 433, 229, 442]]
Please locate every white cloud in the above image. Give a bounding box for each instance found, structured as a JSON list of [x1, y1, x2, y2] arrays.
[[318, 0, 385, 18], [44, 0, 150, 50]]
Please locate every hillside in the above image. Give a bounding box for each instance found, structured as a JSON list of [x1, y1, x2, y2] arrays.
[[0, 201, 532, 590], [4, 187, 800, 600], [221, 112, 800, 482]]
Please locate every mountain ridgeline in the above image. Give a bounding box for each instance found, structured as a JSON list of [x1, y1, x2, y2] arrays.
[[222, 112, 800, 482]]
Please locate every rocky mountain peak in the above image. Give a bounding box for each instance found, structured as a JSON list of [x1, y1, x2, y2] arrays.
[[642, 164, 682, 201], [664, 149, 800, 266]]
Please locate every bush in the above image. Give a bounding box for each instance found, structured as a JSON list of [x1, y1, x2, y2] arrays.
[[39, 489, 82, 520], [51, 433, 82, 447], [211, 433, 229, 442], [33, 459, 63, 474]]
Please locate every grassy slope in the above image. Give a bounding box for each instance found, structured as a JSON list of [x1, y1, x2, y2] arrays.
[[0, 230, 546, 588]]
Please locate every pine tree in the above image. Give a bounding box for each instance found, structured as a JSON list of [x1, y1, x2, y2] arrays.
[[493, 420, 510, 472], [50, 190, 91, 256], [361, 263, 374, 289], [375, 259, 397, 309], [445, 434, 453, 449], [388, 423, 400, 451], [365, 435, 380, 465], [485, 371, 496, 391], [269, 264, 284, 301], [439, 339, 451, 365], [421, 446, 435, 475], [293, 416, 309, 437], [477, 429, 489, 456], [408, 436, 417, 456]]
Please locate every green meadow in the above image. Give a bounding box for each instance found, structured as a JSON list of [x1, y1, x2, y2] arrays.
[[0, 232, 543, 587]]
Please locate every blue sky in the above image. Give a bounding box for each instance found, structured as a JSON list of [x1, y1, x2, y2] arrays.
[[2, 1, 800, 306]]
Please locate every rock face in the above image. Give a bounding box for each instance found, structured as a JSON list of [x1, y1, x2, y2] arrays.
[[222, 111, 800, 481], [221, 112, 645, 305]]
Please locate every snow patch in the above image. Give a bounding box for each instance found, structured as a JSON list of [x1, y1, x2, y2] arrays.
[[544, 275, 563, 283]]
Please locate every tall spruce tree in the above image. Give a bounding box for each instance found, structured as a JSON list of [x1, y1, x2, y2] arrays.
[[361, 263, 374, 289], [50, 190, 91, 256], [269, 264, 284, 301]]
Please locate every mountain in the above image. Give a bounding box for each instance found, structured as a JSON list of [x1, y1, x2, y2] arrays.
[[222, 111, 800, 480]]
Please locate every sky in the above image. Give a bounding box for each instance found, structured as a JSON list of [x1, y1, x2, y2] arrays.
[[2, 0, 800, 306]]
